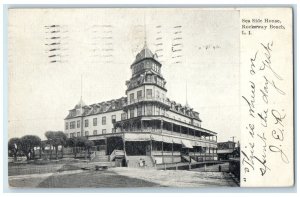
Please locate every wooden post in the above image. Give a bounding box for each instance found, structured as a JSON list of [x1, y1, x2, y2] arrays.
[[194, 129, 195, 139], [162, 140, 164, 164], [172, 142, 174, 163], [105, 137, 108, 155], [150, 139, 153, 156], [179, 126, 181, 136], [123, 133, 127, 166]]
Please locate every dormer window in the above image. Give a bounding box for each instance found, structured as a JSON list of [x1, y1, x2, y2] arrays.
[[146, 75, 151, 82]]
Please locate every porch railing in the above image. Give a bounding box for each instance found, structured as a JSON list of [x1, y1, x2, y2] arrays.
[[110, 149, 125, 161]]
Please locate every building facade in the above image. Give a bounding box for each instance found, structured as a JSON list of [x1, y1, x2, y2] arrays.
[[64, 44, 218, 166], [217, 141, 239, 160]]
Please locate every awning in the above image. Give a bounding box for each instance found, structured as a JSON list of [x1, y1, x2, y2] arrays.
[[124, 133, 151, 141], [172, 138, 181, 144], [212, 143, 218, 148], [181, 140, 193, 148], [162, 136, 173, 144], [88, 135, 107, 141], [194, 141, 204, 147], [205, 143, 218, 148], [151, 134, 163, 142]]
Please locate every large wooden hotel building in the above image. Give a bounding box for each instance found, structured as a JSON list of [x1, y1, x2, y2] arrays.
[[64, 44, 218, 167]]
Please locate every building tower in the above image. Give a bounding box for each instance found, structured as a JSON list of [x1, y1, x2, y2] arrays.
[[124, 42, 169, 122]]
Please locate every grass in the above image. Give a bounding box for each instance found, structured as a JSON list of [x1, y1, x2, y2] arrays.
[[8, 162, 239, 188]]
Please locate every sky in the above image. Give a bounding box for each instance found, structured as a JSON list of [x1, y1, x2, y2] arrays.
[[8, 8, 240, 142]]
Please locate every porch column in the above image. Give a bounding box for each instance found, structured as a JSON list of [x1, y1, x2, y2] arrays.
[[193, 129, 195, 139], [160, 120, 163, 133], [179, 125, 182, 136], [105, 137, 108, 155], [141, 119, 143, 132], [162, 140, 164, 164], [172, 141, 174, 163], [171, 123, 173, 135], [150, 139, 153, 156], [204, 146, 207, 161]]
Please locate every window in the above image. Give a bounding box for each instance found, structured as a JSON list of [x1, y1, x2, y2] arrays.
[[77, 132, 80, 137], [130, 93, 134, 103], [85, 119, 89, 127], [137, 106, 142, 116], [70, 121, 75, 129], [130, 109, 134, 118], [102, 116, 106, 125], [77, 120, 80, 128], [65, 122, 69, 130], [102, 129, 106, 134], [93, 130, 97, 135], [112, 128, 116, 133], [137, 90, 143, 99], [146, 89, 152, 98], [156, 106, 160, 115], [85, 131, 89, 136], [93, 118, 97, 126], [146, 75, 151, 82], [66, 133, 69, 138], [146, 105, 153, 115], [111, 115, 116, 123], [156, 90, 160, 98], [121, 113, 127, 120]]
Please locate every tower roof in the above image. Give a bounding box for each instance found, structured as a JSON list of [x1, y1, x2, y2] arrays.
[[74, 98, 86, 109], [132, 45, 158, 65]]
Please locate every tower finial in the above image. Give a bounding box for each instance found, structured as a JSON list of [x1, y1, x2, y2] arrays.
[[185, 80, 189, 108], [143, 12, 147, 48], [80, 74, 83, 102]]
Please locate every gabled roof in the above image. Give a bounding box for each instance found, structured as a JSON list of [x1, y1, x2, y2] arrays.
[[167, 98, 201, 121], [65, 97, 127, 119]]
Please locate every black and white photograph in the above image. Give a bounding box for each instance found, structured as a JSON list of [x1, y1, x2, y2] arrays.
[[5, 7, 294, 189]]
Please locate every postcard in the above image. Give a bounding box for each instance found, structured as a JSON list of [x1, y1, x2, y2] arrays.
[[6, 7, 294, 188]]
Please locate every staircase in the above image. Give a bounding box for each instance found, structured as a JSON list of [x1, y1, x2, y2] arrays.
[[126, 156, 154, 168], [181, 155, 197, 163], [110, 150, 125, 161], [92, 151, 109, 162]]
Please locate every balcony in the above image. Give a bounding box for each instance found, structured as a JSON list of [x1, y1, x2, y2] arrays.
[[116, 128, 217, 144], [126, 97, 171, 108]]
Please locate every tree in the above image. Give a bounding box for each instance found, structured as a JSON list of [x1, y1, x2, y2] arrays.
[[77, 137, 88, 159], [45, 131, 67, 160], [8, 137, 21, 161], [67, 137, 94, 159], [39, 141, 47, 159], [67, 137, 79, 158], [19, 135, 41, 160], [84, 140, 94, 160]]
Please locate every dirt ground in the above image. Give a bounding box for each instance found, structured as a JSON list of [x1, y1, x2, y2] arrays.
[[8, 164, 239, 188]]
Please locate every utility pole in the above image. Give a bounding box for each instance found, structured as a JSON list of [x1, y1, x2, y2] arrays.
[[230, 136, 236, 149], [230, 136, 236, 143]]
